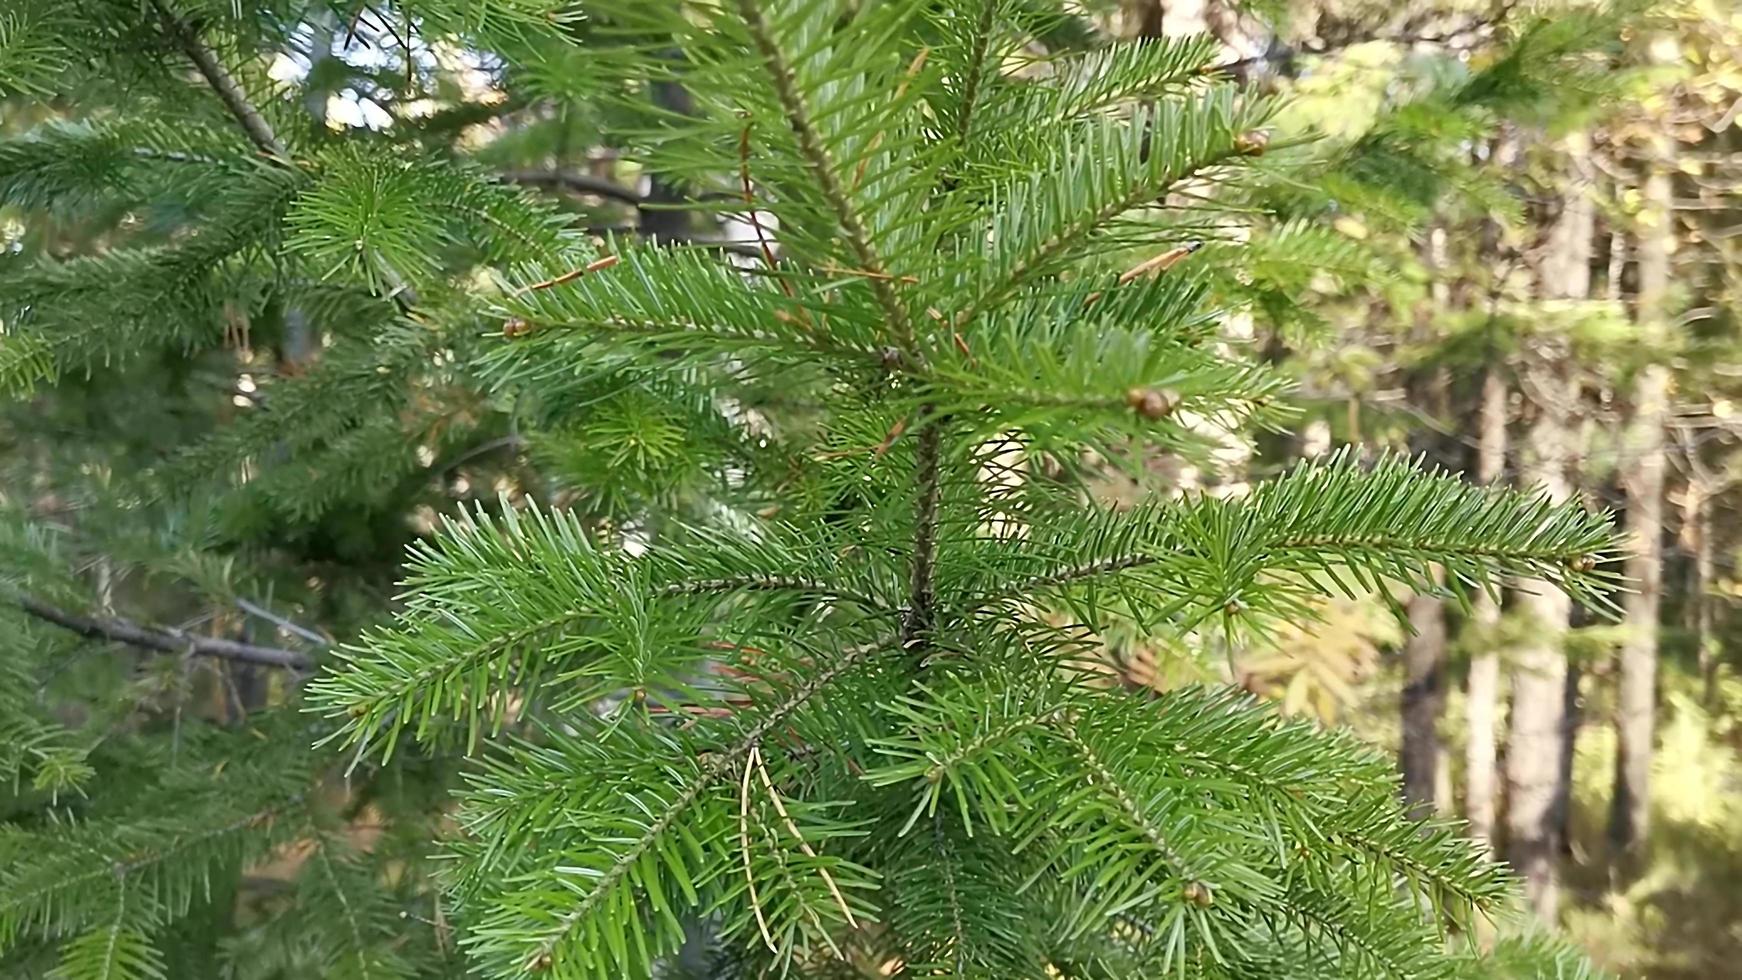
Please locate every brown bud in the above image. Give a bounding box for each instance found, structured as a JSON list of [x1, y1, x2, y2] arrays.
[[1183, 880, 1215, 907], [1224, 597, 1246, 616], [503, 317, 533, 339], [528, 952, 553, 972], [1126, 387, 1179, 421], [1569, 554, 1598, 573], [348, 702, 368, 718], [880, 347, 904, 371], [1234, 130, 1271, 157]]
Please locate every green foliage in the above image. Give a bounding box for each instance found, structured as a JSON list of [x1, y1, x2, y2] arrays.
[[292, 3, 1619, 977], [287, 147, 576, 292], [0, 2, 72, 99], [46, 919, 167, 980], [0, 0, 1635, 978]]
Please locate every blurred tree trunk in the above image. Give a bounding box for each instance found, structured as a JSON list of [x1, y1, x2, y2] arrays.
[[1402, 228, 1451, 820], [1690, 486, 1716, 703], [1556, 656, 1584, 854], [1402, 584, 1448, 818], [1507, 130, 1593, 921], [1465, 365, 1508, 846], [1610, 33, 1678, 860], [1465, 131, 1516, 850]]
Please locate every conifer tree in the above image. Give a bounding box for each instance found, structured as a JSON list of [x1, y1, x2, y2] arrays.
[[0, 1, 1625, 978]]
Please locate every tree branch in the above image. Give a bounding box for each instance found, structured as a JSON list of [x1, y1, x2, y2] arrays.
[[147, 0, 418, 311], [732, 0, 919, 356], [500, 169, 646, 206], [525, 637, 885, 969], [147, 0, 288, 160], [16, 596, 312, 670], [950, 0, 999, 146], [902, 416, 942, 652], [237, 598, 331, 647]]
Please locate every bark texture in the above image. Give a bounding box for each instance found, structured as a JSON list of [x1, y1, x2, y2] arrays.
[[1402, 587, 1448, 819], [1610, 34, 1677, 857], [1506, 131, 1593, 921], [1401, 228, 1451, 821], [1465, 367, 1508, 845]]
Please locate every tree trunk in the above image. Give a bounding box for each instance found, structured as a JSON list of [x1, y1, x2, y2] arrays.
[[1610, 36, 1676, 857], [1401, 227, 1450, 820], [1402, 586, 1448, 819], [1556, 660, 1583, 852], [1465, 367, 1507, 846], [1692, 490, 1716, 703], [1506, 130, 1593, 921]]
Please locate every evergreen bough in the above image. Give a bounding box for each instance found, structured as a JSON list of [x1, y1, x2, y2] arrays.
[[306, 2, 1612, 977], [0, 1, 1623, 978]]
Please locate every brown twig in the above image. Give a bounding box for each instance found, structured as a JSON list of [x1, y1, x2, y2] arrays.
[[738, 120, 787, 281], [500, 169, 645, 206], [511, 255, 621, 296], [874, 417, 909, 457], [148, 0, 289, 160], [819, 264, 920, 285], [740, 742, 778, 953], [16, 595, 310, 670], [751, 744, 858, 927], [1117, 240, 1204, 285]]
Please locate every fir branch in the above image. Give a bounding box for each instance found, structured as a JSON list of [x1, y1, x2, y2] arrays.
[[951, 0, 1000, 146], [145, 0, 419, 310], [654, 575, 891, 613], [515, 638, 885, 972], [307, 837, 375, 980], [1280, 886, 1424, 980], [731, 0, 919, 355], [1, 792, 309, 939], [950, 93, 1267, 330], [145, 0, 287, 160], [903, 417, 943, 649], [14, 595, 311, 670], [1052, 720, 1189, 878], [936, 819, 969, 978], [982, 450, 1618, 622]]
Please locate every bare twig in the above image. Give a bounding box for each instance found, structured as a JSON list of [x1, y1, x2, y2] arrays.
[[751, 744, 858, 927], [434, 434, 526, 476], [16, 596, 311, 670], [500, 169, 645, 206], [237, 598, 330, 647], [737, 122, 787, 279], [510, 255, 621, 297], [1117, 240, 1204, 285], [740, 742, 778, 954]]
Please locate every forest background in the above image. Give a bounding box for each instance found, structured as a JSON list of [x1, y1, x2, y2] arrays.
[[1, 0, 1740, 977]]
